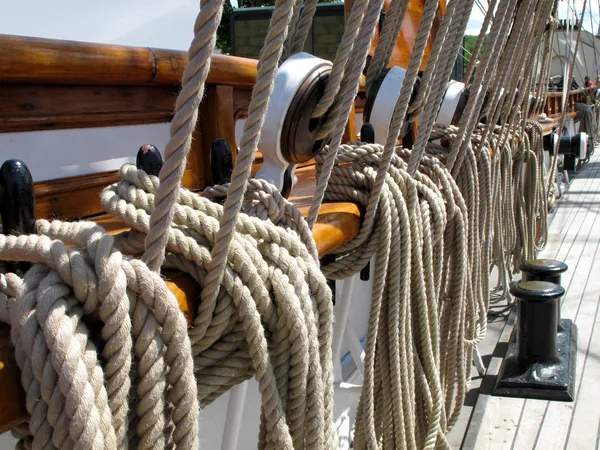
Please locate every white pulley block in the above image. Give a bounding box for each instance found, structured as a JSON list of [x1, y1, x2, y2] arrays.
[[363, 67, 414, 145], [437, 81, 466, 126], [256, 52, 332, 194], [545, 132, 559, 155], [558, 132, 588, 160], [578, 132, 588, 160]]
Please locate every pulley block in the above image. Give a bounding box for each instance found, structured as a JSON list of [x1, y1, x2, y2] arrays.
[[543, 132, 559, 156], [436, 81, 468, 126], [256, 52, 332, 194], [559, 132, 588, 160], [362, 67, 420, 146]]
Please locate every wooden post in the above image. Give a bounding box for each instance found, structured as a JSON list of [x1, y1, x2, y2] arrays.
[[189, 85, 238, 190]]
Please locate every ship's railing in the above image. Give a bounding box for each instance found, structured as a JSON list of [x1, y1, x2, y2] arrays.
[[542, 87, 597, 116], [536, 87, 597, 134], [0, 33, 362, 435], [0, 33, 361, 243]]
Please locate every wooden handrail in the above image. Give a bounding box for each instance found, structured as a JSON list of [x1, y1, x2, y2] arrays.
[[0, 34, 366, 90], [544, 87, 596, 98], [0, 34, 259, 87]]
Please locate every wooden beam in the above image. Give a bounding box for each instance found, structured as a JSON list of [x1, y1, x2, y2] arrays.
[[0, 34, 366, 92], [343, 103, 358, 142], [0, 84, 178, 133], [33, 169, 197, 221]]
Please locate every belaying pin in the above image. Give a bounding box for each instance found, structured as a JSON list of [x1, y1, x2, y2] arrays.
[[210, 138, 233, 185], [136, 144, 163, 176], [0, 159, 36, 275]]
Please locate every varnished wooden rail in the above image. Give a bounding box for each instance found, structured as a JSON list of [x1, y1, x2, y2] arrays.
[[0, 34, 259, 87], [542, 87, 596, 116]]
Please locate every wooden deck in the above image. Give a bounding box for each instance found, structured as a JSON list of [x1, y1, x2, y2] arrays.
[[455, 149, 600, 449]]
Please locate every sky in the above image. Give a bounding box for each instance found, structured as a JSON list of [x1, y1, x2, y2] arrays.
[[0, 0, 597, 50]]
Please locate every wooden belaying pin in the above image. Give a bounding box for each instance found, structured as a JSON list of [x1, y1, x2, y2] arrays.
[[0, 159, 36, 275], [210, 138, 233, 185], [136, 144, 163, 176]]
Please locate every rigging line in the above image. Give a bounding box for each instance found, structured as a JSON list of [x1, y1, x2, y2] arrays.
[[475, 0, 487, 17], [562, 0, 572, 108], [580, 4, 590, 80], [588, 0, 599, 74], [546, 0, 588, 197]]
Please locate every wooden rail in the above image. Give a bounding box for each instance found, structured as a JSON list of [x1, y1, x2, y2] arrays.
[[542, 87, 596, 117], [0, 34, 259, 86]]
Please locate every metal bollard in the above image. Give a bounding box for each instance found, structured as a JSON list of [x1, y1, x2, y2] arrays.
[[520, 258, 568, 285], [513, 281, 561, 365], [520, 259, 568, 330], [493, 280, 577, 401]]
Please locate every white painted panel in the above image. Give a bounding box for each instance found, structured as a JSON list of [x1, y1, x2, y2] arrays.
[[0, 124, 170, 182]]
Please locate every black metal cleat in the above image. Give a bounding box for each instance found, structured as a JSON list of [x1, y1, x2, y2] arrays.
[[493, 280, 577, 402], [136, 144, 163, 176], [0, 159, 36, 275]]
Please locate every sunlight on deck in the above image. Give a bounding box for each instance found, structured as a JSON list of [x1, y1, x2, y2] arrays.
[[457, 150, 600, 450]]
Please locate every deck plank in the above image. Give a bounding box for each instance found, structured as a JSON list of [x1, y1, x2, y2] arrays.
[[465, 154, 600, 449], [532, 159, 600, 449], [510, 400, 547, 450], [564, 298, 600, 448], [474, 397, 525, 449]]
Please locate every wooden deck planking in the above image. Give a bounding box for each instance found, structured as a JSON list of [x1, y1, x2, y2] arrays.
[[463, 154, 600, 449], [532, 158, 600, 449], [564, 299, 600, 448], [510, 399, 547, 450]]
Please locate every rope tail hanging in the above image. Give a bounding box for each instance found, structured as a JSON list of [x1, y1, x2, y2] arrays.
[[0, 0, 561, 447]]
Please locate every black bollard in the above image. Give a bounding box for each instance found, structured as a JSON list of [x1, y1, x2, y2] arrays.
[[0, 160, 36, 275], [493, 280, 577, 401], [520, 259, 568, 330], [513, 281, 561, 365], [559, 132, 588, 172], [521, 259, 568, 285], [136, 144, 163, 176]]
